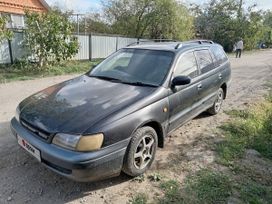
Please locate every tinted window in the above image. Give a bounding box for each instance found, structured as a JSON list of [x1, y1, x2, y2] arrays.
[[210, 46, 228, 65], [89, 49, 174, 86], [194, 50, 214, 74], [174, 52, 198, 78]]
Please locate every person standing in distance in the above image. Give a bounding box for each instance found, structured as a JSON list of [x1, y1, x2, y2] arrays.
[[236, 38, 244, 58]]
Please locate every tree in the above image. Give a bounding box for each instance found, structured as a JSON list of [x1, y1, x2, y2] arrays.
[[80, 13, 112, 34], [193, 0, 267, 51], [149, 0, 194, 40], [263, 10, 272, 47], [0, 15, 13, 43], [243, 9, 264, 50], [103, 0, 155, 38], [102, 0, 194, 40], [263, 10, 272, 28], [193, 0, 240, 51], [24, 11, 79, 67]]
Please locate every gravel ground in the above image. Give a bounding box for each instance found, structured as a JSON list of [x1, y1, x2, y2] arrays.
[[0, 50, 271, 204]]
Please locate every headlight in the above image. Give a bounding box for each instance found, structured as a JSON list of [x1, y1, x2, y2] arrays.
[[52, 133, 104, 152], [15, 106, 20, 122]]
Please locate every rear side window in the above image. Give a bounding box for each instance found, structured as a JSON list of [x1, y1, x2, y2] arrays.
[[210, 46, 228, 66], [194, 50, 214, 74], [174, 52, 198, 78]]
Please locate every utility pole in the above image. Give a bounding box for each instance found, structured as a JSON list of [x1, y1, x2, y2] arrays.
[[77, 14, 79, 34], [238, 0, 243, 19], [237, 0, 243, 37], [84, 17, 86, 34], [70, 13, 85, 34]]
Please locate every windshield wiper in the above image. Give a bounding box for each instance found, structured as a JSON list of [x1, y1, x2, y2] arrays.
[[89, 75, 158, 87], [123, 81, 158, 87], [89, 75, 122, 82]]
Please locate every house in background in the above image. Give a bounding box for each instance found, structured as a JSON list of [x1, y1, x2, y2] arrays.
[[0, 0, 50, 64], [0, 0, 50, 29]]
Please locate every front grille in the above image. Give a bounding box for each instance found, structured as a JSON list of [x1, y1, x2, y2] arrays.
[[21, 120, 50, 141]]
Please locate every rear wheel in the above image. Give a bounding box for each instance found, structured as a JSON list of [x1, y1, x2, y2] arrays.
[[207, 88, 224, 115], [122, 126, 158, 177]]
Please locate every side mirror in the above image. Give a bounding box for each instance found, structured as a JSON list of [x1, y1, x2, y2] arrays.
[[172, 76, 191, 87]]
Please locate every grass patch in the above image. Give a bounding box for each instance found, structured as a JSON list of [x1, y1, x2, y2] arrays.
[[0, 60, 100, 83], [158, 169, 272, 204], [237, 180, 272, 204], [225, 109, 254, 119], [217, 101, 272, 165], [129, 193, 148, 204], [159, 180, 183, 204], [183, 169, 231, 204], [148, 172, 163, 182], [159, 169, 231, 204]]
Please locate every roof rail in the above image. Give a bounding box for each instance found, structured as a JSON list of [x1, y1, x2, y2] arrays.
[[186, 40, 214, 44], [127, 39, 177, 47], [199, 40, 214, 44], [175, 43, 182, 49], [174, 40, 213, 50]]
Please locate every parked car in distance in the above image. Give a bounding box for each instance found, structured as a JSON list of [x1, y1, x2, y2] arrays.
[[10, 40, 231, 182]]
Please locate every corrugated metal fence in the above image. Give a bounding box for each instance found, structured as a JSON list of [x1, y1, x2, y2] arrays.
[[0, 32, 139, 64]]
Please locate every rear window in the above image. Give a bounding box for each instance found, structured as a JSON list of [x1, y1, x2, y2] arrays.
[[210, 46, 228, 65], [194, 50, 214, 74]]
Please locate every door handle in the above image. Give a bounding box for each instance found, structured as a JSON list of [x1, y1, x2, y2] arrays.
[[219, 73, 223, 79], [197, 84, 202, 90]]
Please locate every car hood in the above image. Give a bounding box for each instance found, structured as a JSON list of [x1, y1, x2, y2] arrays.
[[19, 75, 156, 134]]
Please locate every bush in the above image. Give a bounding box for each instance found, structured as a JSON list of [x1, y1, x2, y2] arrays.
[[24, 10, 79, 68]]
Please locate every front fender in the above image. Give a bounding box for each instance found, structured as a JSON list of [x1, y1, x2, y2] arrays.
[[85, 95, 169, 148]]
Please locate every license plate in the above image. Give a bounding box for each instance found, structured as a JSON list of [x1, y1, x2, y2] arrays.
[[18, 135, 41, 162]]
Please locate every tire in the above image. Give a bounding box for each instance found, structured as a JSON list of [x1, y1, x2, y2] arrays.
[[122, 126, 158, 177], [207, 88, 224, 115]]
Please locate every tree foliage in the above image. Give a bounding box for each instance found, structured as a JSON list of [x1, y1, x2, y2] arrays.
[[262, 10, 272, 46], [194, 0, 239, 51], [54, 0, 270, 51], [148, 0, 194, 40], [80, 13, 112, 34], [193, 0, 270, 51], [24, 11, 79, 67], [103, 0, 194, 40], [0, 15, 13, 43]]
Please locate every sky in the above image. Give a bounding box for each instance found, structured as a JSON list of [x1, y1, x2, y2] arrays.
[[45, 0, 102, 13], [185, 0, 272, 10], [45, 0, 272, 13]]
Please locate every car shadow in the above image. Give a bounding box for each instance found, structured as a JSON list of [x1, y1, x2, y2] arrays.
[[194, 111, 211, 119], [0, 121, 132, 203]]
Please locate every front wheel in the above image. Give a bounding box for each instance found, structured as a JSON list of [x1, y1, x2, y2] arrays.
[[122, 126, 158, 177], [207, 88, 224, 115]]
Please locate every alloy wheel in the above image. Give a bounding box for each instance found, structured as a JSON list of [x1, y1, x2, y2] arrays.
[[215, 90, 224, 112], [133, 135, 155, 169]]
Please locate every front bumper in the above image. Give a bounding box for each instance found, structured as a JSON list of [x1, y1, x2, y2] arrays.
[[10, 117, 129, 182]]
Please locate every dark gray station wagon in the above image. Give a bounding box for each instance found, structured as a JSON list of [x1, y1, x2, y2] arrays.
[[11, 40, 231, 182]]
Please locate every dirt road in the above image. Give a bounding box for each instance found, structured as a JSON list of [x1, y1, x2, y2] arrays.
[[0, 50, 271, 204]]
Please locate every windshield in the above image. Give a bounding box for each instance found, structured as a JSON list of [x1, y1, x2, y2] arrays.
[[89, 48, 174, 86]]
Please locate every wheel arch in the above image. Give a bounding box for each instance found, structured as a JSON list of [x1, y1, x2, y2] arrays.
[[220, 83, 227, 99], [139, 120, 165, 148]]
